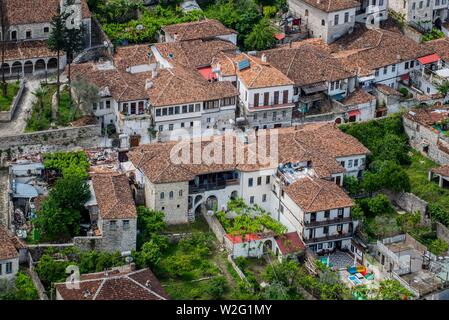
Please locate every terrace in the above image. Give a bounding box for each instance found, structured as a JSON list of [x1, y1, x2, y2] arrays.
[[188, 171, 239, 194], [276, 162, 315, 185]]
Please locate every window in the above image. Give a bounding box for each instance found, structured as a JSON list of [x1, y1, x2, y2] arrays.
[[26, 30, 32, 39], [334, 14, 339, 26], [273, 91, 279, 105], [272, 111, 277, 120], [266, 176, 270, 184], [174, 106, 180, 114], [93, 103, 98, 111], [262, 194, 267, 202], [338, 208, 344, 217], [436, 0, 440, 5], [160, 192, 164, 199], [372, 0, 376, 4], [412, 2, 416, 9], [354, 159, 359, 167], [169, 191, 174, 199], [248, 178, 253, 187], [6, 262, 12, 274], [380, 0, 384, 5], [254, 93, 259, 107], [323, 226, 329, 234], [419, 1, 423, 8], [254, 113, 257, 120], [0, 264, 2, 275], [410, 61, 415, 68], [328, 242, 333, 248], [204, 100, 219, 110], [123, 220, 130, 230], [44, 27, 50, 33], [162, 108, 168, 116], [263, 112, 267, 119], [188, 104, 194, 112], [257, 177, 262, 185], [324, 210, 330, 218], [106, 100, 111, 109], [250, 196, 254, 204], [405, 61, 409, 69], [110, 221, 117, 231], [321, 19, 325, 26], [318, 243, 323, 250], [283, 90, 289, 103], [207, 118, 211, 123], [383, 66, 388, 75], [426, 0, 430, 5], [11, 30, 17, 40], [155, 109, 162, 117], [263, 92, 269, 106], [340, 161, 345, 167], [168, 107, 174, 115], [337, 224, 343, 232], [282, 110, 286, 118], [190, 121, 194, 127], [169, 124, 174, 131], [375, 69, 379, 77], [158, 125, 163, 132], [392, 64, 396, 73], [348, 160, 353, 168], [344, 12, 349, 23]]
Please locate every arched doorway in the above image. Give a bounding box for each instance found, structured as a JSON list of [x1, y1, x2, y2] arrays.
[[194, 195, 203, 205], [1, 63, 10, 76], [47, 58, 58, 70], [205, 195, 218, 211], [24, 61, 33, 74], [263, 240, 273, 255], [35, 59, 46, 72], [335, 117, 342, 124], [11, 61, 22, 75], [230, 191, 238, 200], [435, 17, 442, 30]]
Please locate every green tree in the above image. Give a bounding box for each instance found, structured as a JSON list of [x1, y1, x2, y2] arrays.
[[205, 276, 227, 299], [35, 254, 70, 289], [136, 206, 166, 248], [244, 18, 276, 51], [437, 80, 449, 97], [263, 281, 291, 300], [32, 86, 49, 121], [13, 272, 39, 300], [428, 238, 449, 256], [376, 280, 412, 300], [47, 4, 69, 117], [71, 75, 100, 118], [343, 175, 361, 196], [134, 239, 164, 269]]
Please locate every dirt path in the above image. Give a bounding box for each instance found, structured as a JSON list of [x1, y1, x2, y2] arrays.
[[213, 253, 238, 289]]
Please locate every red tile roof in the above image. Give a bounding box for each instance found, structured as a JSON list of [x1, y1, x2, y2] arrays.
[[55, 268, 169, 300], [275, 232, 305, 254], [4, 0, 91, 25], [0, 225, 21, 260], [226, 233, 263, 244], [431, 165, 449, 177], [162, 19, 237, 42], [299, 0, 360, 12], [4, 40, 58, 62], [91, 173, 137, 220]]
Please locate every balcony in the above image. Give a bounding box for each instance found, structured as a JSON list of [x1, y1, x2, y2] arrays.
[[304, 216, 353, 228], [304, 231, 353, 244], [246, 99, 294, 111], [188, 178, 239, 194], [298, 92, 324, 104]]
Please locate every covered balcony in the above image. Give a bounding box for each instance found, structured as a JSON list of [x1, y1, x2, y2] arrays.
[[188, 171, 239, 194]]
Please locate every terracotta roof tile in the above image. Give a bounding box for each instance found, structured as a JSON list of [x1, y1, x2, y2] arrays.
[[426, 38, 449, 63], [403, 107, 449, 127], [55, 268, 169, 300], [3, 40, 58, 61], [162, 19, 237, 41], [91, 173, 137, 220], [128, 123, 370, 184], [375, 83, 402, 96], [431, 165, 449, 177], [284, 176, 354, 212], [330, 26, 433, 74], [341, 88, 375, 106], [275, 232, 305, 254], [0, 225, 20, 260], [212, 52, 294, 89], [4, 0, 91, 25], [260, 42, 354, 87], [299, 0, 360, 12]]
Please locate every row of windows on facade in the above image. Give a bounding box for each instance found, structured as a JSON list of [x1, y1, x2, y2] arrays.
[[109, 220, 130, 231], [310, 241, 335, 251], [160, 190, 183, 199], [119, 101, 146, 115], [0, 262, 13, 275], [249, 193, 268, 204], [253, 110, 288, 120], [374, 61, 415, 77], [6, 27, 50, 41], [156, 103, 201, 117], [330, 80, 345, 91], [93, 100, 111, 111], [248, 175, 271, 187], [158, 120, 200, 132], [410, 0, 446, 9], [340, 158, 364, 169], [245, 90, 290, 107]]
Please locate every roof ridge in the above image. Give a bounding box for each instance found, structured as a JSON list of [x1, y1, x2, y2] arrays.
[[126, 274, 167, 300], [92, 278, 107, 300], [305, 177, 325, 211]]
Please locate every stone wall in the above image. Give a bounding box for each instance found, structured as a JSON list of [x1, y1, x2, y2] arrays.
[[383, 190, 429, 222], [0, 125, 102, 167], [436, 221, 449, 244], [0, 80, 25, 122], [202, 211, 227, 245]]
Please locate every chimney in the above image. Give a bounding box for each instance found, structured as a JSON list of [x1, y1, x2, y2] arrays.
[[146, 79, 153, 89], [129, 262, 136, 271], [152, 69, 158, 79], [104, 269, 109, 277], [261, 54, 267, 63]]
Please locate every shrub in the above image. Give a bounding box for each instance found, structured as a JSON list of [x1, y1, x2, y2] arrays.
[[399, 87, 409, 97], [428, 239, 449, 256], [205, 276, 227, 299]]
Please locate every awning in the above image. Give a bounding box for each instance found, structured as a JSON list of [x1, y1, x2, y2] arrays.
[[303, 83, 327, 94], [401, 73, 410, 81], [348, 109, 361, 117], [418, 54, 441, 65], [359, 75, 375, 82]]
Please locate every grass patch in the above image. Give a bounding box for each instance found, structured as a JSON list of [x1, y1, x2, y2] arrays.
[[164, 214, 210, 233], [0, 81, 21, 112], [25, 84, 81, 132]]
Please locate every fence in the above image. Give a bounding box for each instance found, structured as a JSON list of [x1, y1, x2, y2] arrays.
[[27, 252, 49, 300]]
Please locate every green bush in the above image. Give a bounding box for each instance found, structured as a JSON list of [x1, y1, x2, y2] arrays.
[[399, 87, 409, 97], [205, 276, 227, 299]]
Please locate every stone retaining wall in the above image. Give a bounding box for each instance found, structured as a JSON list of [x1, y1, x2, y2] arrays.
[[0, 80, 25, 122]]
